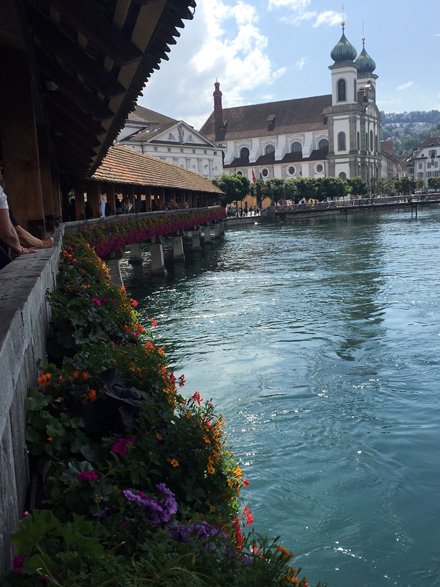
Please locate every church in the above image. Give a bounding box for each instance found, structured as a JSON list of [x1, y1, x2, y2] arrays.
[[199, 24, 387, 189]]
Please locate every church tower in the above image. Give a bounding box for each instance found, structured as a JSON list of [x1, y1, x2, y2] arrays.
[[324, 24, 381, 188]]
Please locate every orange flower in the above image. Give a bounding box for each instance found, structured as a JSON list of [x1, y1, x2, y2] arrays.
[[156, 434, 163, 441], [167, 458, 179, 467], [88, 389, 97, 402], [81, 372, 89, 380], [73, 370, 79, 378], [47, 436, 54, 442]]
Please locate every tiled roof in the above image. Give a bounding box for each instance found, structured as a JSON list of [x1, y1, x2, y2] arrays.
[[127, 122, 176, 142], [199, 94, 332, 142], [128, 105, 177, 125], [225, 148, 328, 168], [380, 140, 394, 156], [415, 136, 440, 150], [92, 145, 223, 195]]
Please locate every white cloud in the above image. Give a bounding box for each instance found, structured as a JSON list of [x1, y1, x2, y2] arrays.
[[294, 57, 306, 70], [139, 0, 286, 129], [397, 81, 414, 91], [313, 10, 343, 27], [268, 0, 340, 27]]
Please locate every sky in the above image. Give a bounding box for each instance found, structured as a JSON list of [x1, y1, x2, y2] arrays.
[[138, 0, 440, 131]]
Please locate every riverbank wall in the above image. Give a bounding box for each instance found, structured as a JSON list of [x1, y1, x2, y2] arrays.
[[0, 231, 62, 571]]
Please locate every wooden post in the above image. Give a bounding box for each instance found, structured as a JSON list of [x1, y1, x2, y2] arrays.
[[87, 182, 100, 218], [74, 185, 85, 221], [106, 183, 116, 216], [37, 124, 55, 230], [0, 48, 45, 234]]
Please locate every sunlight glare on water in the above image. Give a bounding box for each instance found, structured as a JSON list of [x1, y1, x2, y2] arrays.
[[123, 208, 440, 587]]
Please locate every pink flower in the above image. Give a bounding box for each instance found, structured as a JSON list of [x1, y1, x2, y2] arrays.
[[77, 470, 99, 481], [111, 437, 135, 457], [12, 554, 28, 573], [91, 298, 101, 306]]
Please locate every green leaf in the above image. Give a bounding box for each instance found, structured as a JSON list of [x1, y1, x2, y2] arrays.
[[10, 510, 60, 554]]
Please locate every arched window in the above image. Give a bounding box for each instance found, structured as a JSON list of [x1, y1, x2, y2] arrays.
[[337, 79, 346, 102], [339, 172, 347, 180], [370, 130, 374, 152], [265, 144, 275, 155], [236, 170, 243, 176], [365, 132, 369, 151], [338, 132, 346, 151], [353, 79, 357, 101], [291, 141, 302, 154], [357, 131, 360, 151], [318, 138, 329, 150], [240, 147, 250, 158], [375, 135, 378, 153]]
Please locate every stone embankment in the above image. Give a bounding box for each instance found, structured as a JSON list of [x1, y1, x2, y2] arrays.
[[0, 231, 62, 571]]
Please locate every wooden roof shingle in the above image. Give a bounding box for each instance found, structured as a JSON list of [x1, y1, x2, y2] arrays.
[[92, 145, 223, 195]]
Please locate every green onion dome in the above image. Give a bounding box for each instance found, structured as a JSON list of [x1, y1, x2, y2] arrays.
[[355, 38, 376, 74], [331, 22, 357, 63]]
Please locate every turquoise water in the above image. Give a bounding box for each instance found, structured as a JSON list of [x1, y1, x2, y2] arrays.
[[122, 208, 440, 587]]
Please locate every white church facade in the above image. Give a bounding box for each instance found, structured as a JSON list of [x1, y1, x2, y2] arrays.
[[117, 106, 224, 180], [199, 25, 388, 189]]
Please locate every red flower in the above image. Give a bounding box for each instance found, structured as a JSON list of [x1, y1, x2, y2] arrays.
[[111, 437, 135, 457], [77, 470, 98, 481], [191, 391, 203, 405]]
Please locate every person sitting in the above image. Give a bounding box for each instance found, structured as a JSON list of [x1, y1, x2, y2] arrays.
[[0, 165, 38, 270]]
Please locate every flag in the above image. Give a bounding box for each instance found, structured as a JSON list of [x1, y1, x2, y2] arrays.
[[252, 169, 256, 185], [259, 171, 263, 179]]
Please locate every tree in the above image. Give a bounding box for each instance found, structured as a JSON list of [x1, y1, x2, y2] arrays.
[[345, 177, 368, 197], [211, 174, 251, 206], [294, 177, 317, 200], [317, 177, 347, 200], [394, 176, 416, 195], [375, 177, 394, 196]]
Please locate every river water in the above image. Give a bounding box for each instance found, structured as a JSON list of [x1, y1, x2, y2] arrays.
[[122, 208, 440, 587]]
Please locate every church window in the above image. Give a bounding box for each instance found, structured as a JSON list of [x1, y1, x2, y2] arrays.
[[339, 172, 347, 180], [287, 165, 296, 176], [261, 168, 269, 178], [354, 79, 357, 101], [337, 132, 346, 151], [370, 130, 374, 152], [337, 79, 346, 102], [357, 131, 360, 151], [236, 170, 243, 176], [365, 132, 369, 151], [291, 141, 302, 154], [265, 144, 275, 155], [240, 147, 250, 158], [375, 135, 378, 153], [318, 139, 329, 150], [316, 164, 324, 173]]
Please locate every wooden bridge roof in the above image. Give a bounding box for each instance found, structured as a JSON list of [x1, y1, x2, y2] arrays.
[[1, 0, 196, 179], [92, 145, 224, 195]]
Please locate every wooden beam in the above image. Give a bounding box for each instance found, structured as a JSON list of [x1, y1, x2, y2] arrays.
[[27, 6, 126, 99], [42, 0, 143, 65], [0, 48, 45, 233], [45, 93, 107, 137], [36, 49, 115, 120]]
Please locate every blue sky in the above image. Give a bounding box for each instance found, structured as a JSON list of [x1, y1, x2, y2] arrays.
[[138, 0, 440, 130]]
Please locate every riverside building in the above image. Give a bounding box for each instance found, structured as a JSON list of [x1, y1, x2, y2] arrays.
[[200, 24, 393, 190]]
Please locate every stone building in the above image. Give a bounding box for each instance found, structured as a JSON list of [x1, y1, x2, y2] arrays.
[[199, 24, 384, 189], [406, 137, 440, 182], [117, 105, 223, 180]]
